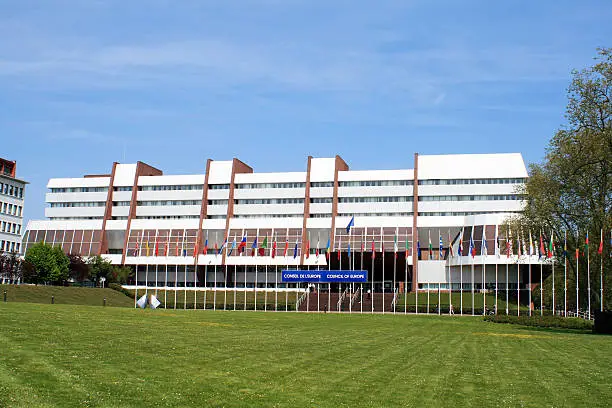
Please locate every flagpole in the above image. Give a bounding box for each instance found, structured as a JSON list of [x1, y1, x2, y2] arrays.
[[371, 234, 374, 314], [564, 230, 567, 317], [482, 226, 486, 316], [381, 228, 385, 314], [174, 263, 178, 310], [448, 229, 452, 315], [576, 231, 579, 316], [587, 231, 591, 319], [361, 230, 364, 314], [406, 228, 410, 315], [528, 231, 532, 316], [600, 229, 604, 313], [254, 231, 258, 311], [213, 262, 217, 311], [460, 232, 463, 316], [393, 227, 397, 314], [552, 232, 555, 316], [471, 226, 475, 316], [516, 233, 520, 317], [339, 231, 342, 312], [539, 232, 543, 316]]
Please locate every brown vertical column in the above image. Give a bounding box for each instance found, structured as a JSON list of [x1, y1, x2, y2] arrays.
[[221, 158, 253, 265], [299, 156, 313, 265], [330, 155, 349, 251], [119, 162, 163, 265], [99, 162, 118, 256], [411, 153, 419, 292], [194, 159, 213, 265]]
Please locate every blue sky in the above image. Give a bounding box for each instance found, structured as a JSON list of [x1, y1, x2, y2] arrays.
[[1, 0, 611, 223]]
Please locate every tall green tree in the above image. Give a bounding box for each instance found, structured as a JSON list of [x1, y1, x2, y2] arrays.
[[518, 48, 611, 310], [24, 242, 70, 285]]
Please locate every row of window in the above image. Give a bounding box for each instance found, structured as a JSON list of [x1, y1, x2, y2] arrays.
[[339, 180, 413, 187], [418, 194, 523, 202], [139, 185, 202, 191], [233, 214, 303, 219], [1, 182, 24, 199], [0, 240, 20, 253], [48, 217, 103, 220], [338, 196, 413, 203], [337, 212, 413, 217], [235, 198, 304, 205], [418, 178, 526, 186], [207, 200, 228, 206], [49, 202, 106, 208], [135, 216, 200, 220], [418, 211, 520, 216], [209, 184, 230, 190], [137, 200, 201, 206], [310, 198, 332, 204], [236, 182, 305, 189], [50, 187, 107, 193], [1, 221, 21, 235], [113, 201, 130, 206], [310, 182, 334, 188], [1, 202, 23, 217], [113, 186, 133, 192]]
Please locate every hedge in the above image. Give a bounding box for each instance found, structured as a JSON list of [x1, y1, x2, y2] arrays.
[[483, 314, 593, 330]]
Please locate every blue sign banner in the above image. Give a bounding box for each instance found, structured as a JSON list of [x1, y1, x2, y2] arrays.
[[281, 270, 368, 283]]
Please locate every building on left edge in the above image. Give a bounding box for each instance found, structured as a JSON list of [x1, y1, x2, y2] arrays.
[[0, 157, 26, 254]]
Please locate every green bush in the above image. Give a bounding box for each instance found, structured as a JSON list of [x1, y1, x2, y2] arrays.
[[484, 314, 593, 330], [108, 283, 133, 298]]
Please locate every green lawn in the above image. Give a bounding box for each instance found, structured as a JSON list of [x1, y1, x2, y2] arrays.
[[0, 284, 134, 308], [397, 292, 530, 313], [1, 303, 610, 407]]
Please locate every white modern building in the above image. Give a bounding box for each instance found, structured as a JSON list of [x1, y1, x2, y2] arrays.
[[25, 153, 544, 305], [1, 158, 26, 255]]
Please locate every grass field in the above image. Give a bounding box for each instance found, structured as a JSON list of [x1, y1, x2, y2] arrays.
[[397, 292, 530, 313], [0, 284, 134, 308], [1, 303, 610, 407]]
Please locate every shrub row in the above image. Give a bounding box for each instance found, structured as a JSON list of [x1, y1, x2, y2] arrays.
[[483, 314, 594, 330], [108, 283, 133, 298]]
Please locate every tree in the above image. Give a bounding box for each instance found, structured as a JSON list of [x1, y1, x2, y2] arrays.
[[24, 242, 70, 284], [517, 48, 611, 310], [68, 254, 91, 283], [1, 252, 23, 283], [87, 255, 114, 284], [110, 265, 133, 285]]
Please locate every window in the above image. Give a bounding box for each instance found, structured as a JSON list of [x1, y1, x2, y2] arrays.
[[235, 182, 305, 189], [113, 186, 133, 192], [234, 198, 304, 205], [310, 198, 332, 203], [418, 178, 526, 185], [135, 215, 200, 220], [137, 200, 200, 206], [49, 202, 106, 208], [208, 184, 230, 190], [310, 182, 334, 188], [50, 187, 108, 193], [418, 211, 521, 216], [336, 212, 413, 217], [338, 196, 413, 203], [207, 199, 228, 206], [113, 201, 131, 206], [139, 185, 202, 191], [418, 194, 524, 202], [339, 180, 413, 187]]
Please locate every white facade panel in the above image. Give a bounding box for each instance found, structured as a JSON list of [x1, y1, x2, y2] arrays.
[[45, 207, 105, 218], [137, 190, 203, 201], [113, 164, 138, 186], [46, 192, 108, 203], [338, 186, 413, 198], [27, 219, 104, 231], [234, 172, 306, 184], [418, 153, 528, 180], [228, 217, 304, 230], [207, 161, 233, 184], [111, 206, 130, 217], [306, 218, 332, 229], [309, 187, 334, 198], [309, 203, 332, 214], [47, 177, 110, 189], [206, 189, 230, 200], [337, 202, 412, 214], [138, 174, 205, 186], [206, 205, 228, 216], [111, 191, 133, 201], [105, 220, 128, 230], [129, 219, 199, 230], [309, 158, 336, 182], [233, 204, 305, 215], [135, 205, 200, 217], [417, 200, 524, 213], [338, 169, 413, 181], [233, 188, 305, 199]]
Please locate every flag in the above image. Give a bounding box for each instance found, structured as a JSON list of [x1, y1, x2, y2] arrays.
[[203, 235, 208, 255], [283, 237, 289, 257], [192, 236, 198, 258], [149, 294, 161, 309], [251, 236, 258, 257], [428, 230, 433, 257], [315, 234, 320, 258], [406, 229, 411, 258], [238, 235, 247, 254], [448, 230, 454, 257], [481, 228, 488, 257], [175, 235, 180, 256], [417, 240, 421, 258], [598, 229, 603, 255], [346, 216, 355, 234], [495, 226, 500, 258], [469, 233, 475, 258], [182, 232, 187, 257], [548, 232, 554, 258], [136, 294, 147, 309], [529, 231, 534, 256], [146, 240, 150, 257], [439, 232, 444, 259], [584, 231, 589, 256], [539, 233, 545, 259], [516, 235, 522, 258], [371, 237, 376, 260], [272, 237, 277, 258], [154, 235, 159, 256], [458, 230, 463, 256], [218, 238, 227, 255], [393, 231, 398, 258], [259, 235, 268, 257], [293, 240, 298, 259], [305, 236, 310, 259], [326, 237, 331, 259], [165, 236, 169, 256], [134, 239, 139, 256], [563, 231, 568, 259], [214, 241, 219, 256], [228, 236, 236, 256]]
